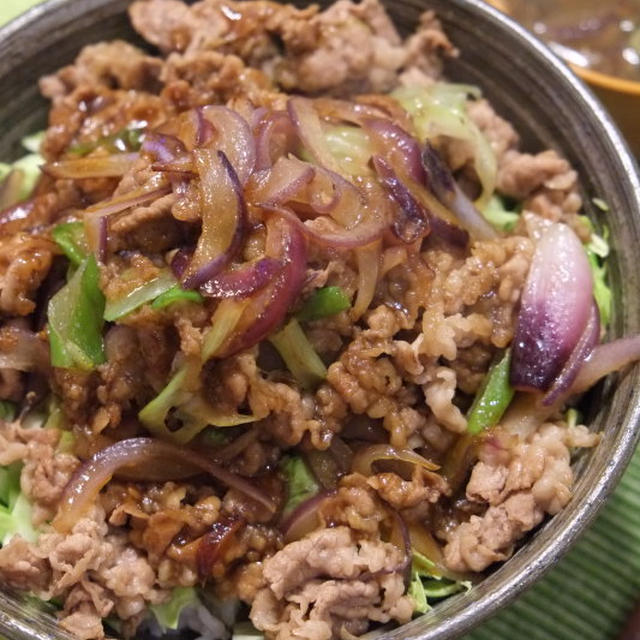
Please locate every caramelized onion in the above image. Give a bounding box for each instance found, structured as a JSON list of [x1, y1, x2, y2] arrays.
[[260, 203, 385, 249], [53, 437, 276, 533], [200, 105, 256, 185], [196, 515, 243, 580], [281, 491, 333, 543], [572, 334, 640, 395], [254, 110, 297, 170], [223, 214, 307, 355], [182, 150, 246, 289], [373, 155, 430, 243], [200, 257, 282, 299], [288, 97, 340, 173], [421, 143, 498, 240], [43, 153, 138, 179], [352, 444, 439, 476]]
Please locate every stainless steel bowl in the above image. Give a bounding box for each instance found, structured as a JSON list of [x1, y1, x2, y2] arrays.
[[0, 1, 639, 639]]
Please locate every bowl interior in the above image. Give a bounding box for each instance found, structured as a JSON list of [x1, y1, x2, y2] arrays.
[[0, 1, 639, 639]]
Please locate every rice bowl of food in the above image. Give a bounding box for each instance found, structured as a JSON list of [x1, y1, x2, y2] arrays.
[[0, 1, 638, 640]]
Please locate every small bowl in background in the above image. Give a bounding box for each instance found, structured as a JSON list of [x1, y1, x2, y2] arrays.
[[485, 0, 640, 155]]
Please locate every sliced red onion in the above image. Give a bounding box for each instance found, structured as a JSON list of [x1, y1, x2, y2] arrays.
[[510, 223, 594, 392], [97, 216, 108, 263], [0, 327, 49, 372], [83, 184, 171, 257], [352, 242, 381, 320], [572, 335, 640, 395], [197, 516, 243, 580], [421, 143, 498, 241], [429, 216, 470, 249], [43, 153, 138, 179], [223, 215, 307, 355], [260, 204, 385, 249], [182, 150, 246, 289], [287, 97, 340, 173], [84, 184, 171, 219], [543, 302, 600, 406], [200, 105, 256, 185], [254, 110, 297, 171], [313, 98, 390, 127], [151, 156, 194, 175], [142, 132, 187, 164], [247, 156, 315, 207], [363, 118, 424, 184], [171, 248, 193, 279], [373, 155, 430, 243], [200, 257, 282, 299], [281, 491, 333, 543], [52, 437, 276, 533], [194, 106, 215, 147], [351, 443, 440, 476]]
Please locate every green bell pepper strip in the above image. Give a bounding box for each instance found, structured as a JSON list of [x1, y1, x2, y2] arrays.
[[297, 286, 351, 322], [51, 221, 88, 266], [269, 318, 327, 390], [151, 284, 204, 310], [104, 270, 177, 321], [48, 255, 106, 370], [466, 349, 514, 435]]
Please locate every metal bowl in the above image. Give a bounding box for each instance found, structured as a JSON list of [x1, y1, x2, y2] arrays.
[[0, 1, 639, 639]]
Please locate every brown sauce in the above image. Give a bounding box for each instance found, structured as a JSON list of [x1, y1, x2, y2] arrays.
[[503, 0, 640, 82]]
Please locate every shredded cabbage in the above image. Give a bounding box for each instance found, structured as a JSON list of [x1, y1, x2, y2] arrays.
[[151, 587, 201, 630], [321, 124, 373, 177], [0, 462, 37, 546], [392, 83, 497, 209], [0, 131, 44, 206], [408, 551, 471, 614], [482, 195, 520, 232], [104, 270, 177, 321], [580, 215, 612, 327]]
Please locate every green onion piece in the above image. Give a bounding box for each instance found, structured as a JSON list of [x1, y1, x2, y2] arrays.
[[201, 298, 246, 362], [68, 126, 145, 157], [280, 456, 319, 518], [21, 131, 44, 154], [269, 318, 327, 390], [466, 349, 514, 435], [48, 255, 106, 370], [0, 401, 16, 422], [104, 270, 176, 321], [297, 286, 351, 322], [151, 284, 204, 310], [138, 363, 257, 444], [51, 221, 88, 266]]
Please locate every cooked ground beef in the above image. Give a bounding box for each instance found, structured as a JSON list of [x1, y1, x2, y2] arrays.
[[0, 1, 607, 639]]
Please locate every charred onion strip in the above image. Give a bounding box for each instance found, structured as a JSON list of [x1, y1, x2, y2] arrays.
[[52, 437, 276, 532]]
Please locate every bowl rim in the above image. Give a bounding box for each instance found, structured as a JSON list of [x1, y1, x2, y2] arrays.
[[0, 1, 639, 640]]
